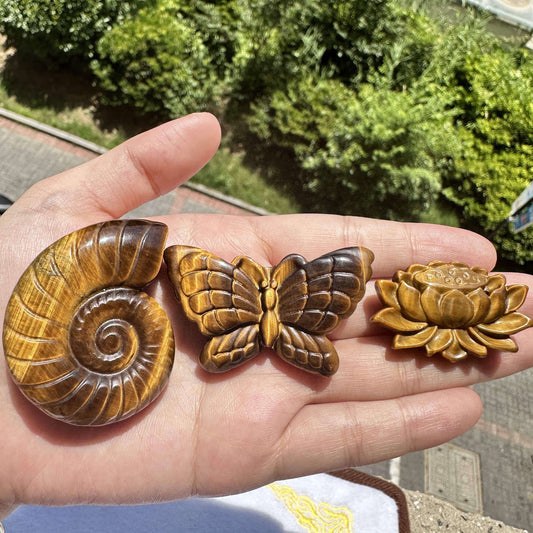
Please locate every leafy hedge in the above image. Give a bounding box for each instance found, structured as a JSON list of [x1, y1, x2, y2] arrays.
[[442, 47, 533, 265], [92, 2, 220, 117], [90, 0, 238, 116], [248, 77, 459, 220], [234, 1, 533, 267], [0, 0, 150, 60]]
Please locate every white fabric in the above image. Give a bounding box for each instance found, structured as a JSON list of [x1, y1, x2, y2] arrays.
[[213, 473, 400, 532]]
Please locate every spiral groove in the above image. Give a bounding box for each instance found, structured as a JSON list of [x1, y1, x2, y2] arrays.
[[3, 220, 175, 426], [69, 288, 142, 374]]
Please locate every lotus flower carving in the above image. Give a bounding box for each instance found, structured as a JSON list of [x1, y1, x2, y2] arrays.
[[372, 261, 532, 362]]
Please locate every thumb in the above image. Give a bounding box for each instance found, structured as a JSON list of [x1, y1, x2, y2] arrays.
[[12, 112, 221, 220]]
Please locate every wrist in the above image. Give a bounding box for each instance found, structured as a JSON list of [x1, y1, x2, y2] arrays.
[[0, 502, 17, 521]]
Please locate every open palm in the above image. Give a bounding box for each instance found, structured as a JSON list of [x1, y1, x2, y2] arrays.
[[0, 113, 531, 514]]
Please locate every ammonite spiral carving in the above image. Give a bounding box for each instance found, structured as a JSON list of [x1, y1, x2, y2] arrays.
[[3, 220, 175, 426], [164, 246, 374, 376]]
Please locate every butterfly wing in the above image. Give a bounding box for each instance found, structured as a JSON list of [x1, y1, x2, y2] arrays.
[[164, 246, 266, 371], [273, 247, 374, 374], [274, 325, 339, 376], [200, 324, 262, 372], [164, 246, 266, 336], [275, 246, 373, 333]]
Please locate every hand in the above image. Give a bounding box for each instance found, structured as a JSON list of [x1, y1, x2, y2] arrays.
[[0, 113, 531, 513]]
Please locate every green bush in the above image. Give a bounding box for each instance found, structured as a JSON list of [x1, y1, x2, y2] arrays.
[[0, 0, 149, 60], [91, 1, 221, 117], [237, 1, 533, 266], [249, 75, 459, 220], [231, 0, 412, 99], [441, 47, 533, 265], [167, 0, 239, 80]]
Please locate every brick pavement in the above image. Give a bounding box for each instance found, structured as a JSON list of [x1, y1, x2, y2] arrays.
[[0, 116, 89, 201], [393, 369, 533, 529], [0, 116, 260, 217], [1, 112, 532, 530]]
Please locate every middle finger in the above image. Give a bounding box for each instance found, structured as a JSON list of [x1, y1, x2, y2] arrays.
[[294, 328, 533, 403]]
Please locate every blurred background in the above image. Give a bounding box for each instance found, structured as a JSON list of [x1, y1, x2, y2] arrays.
[[0, 0, 533, 271]]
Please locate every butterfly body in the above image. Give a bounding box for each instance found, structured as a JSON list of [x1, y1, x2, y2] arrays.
[[164, 246, 374, 376], [260, 279, 281, 348]]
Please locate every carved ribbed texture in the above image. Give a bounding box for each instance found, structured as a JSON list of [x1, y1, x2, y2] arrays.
[[3, 220, 175, 426], [165, 246, 374, 376], [372, 261, 533, 361]]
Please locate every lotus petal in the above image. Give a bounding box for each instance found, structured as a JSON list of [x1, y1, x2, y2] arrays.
[[485, 274, 505, 293], [483, 287, 506, 323], [438, 289, 475, 328], [477, 312, 533, 336], [442, 339, 468, 362], [469, 327, 518, 352], [397, 281, 426, 322], [406, 263, 429, 273], [420, 286, 445, 325], [394, 270, 413, 284], [426, 260, 448, 268], [426, 328, 453, 355], [393, 326, 438, 349], [371, 308, 427, 332], [466, 287, 491, 326], [375, 280, 400, 310], [455, 329, 487, 357], [504, 285, 528, 314]]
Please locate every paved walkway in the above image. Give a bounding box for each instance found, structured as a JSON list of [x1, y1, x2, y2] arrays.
[[0, 112, 532, 530], [0, 114, 261, 218]]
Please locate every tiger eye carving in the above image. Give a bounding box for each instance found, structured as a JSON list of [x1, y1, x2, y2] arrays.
[[164, 246, 374, 376], [3, 220, 175, 426], [372, 261, 533, 361]]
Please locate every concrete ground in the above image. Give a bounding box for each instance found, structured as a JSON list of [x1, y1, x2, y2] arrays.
[[0, 109, 531, 531], [405, 490, 527, 532]]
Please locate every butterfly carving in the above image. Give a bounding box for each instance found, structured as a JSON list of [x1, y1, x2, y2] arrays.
[[164, 246, 374, 376]]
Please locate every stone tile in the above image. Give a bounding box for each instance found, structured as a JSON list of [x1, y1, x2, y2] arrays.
[[0, 125, 89, 201], [396, 370, 533, 530], [124, 191, 177, 219], [425, 444, 482, 514]]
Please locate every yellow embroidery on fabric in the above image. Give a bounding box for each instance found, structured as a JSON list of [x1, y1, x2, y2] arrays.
[[269, 483, 354, 533]]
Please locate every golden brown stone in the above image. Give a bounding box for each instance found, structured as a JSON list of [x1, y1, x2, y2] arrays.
[[164, 246, 374, 376], [3, 220, 175, 426], [372, 261, 532, 362]]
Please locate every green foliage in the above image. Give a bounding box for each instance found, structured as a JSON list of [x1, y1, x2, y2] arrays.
[[0, 0, 149, 60], [249, 76, 459, 220], [440, 47, 533, 265], [231, 1, 460, 222], [239, 1, 533, 265], [192, 147, 299, 214], [231, 0, 412, 98], [91, 1, 221, 117], [167, 0, 240, 80], [91, 0, 239, 117]]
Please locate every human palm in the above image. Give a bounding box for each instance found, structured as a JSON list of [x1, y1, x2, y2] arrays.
[[0, 113, 531, 514]]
